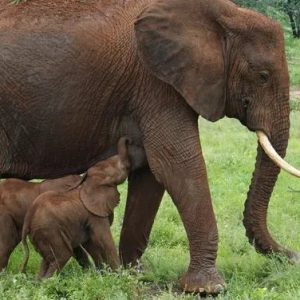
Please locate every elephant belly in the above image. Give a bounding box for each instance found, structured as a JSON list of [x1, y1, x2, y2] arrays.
[[67, 224, 89, 249], [0, 30, 123, 178], [0, 3, 147, 179]]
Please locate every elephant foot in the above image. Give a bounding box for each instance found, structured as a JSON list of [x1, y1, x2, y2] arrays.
[[180, 268, 226, 295], [287, 252, 300, 265], [279, 247, 300, 264]]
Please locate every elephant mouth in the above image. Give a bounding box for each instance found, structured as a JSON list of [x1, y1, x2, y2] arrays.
[[256, 131, 300, 178]]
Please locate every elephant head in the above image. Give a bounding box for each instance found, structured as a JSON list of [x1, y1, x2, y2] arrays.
[[135, 0, 300, 258], [79, 137, 131, 217]]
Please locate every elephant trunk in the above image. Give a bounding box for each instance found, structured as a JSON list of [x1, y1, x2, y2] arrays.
[[243, 100, 298, 260]]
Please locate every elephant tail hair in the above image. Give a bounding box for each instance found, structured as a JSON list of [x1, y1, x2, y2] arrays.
[[20, 211, 31, 273]]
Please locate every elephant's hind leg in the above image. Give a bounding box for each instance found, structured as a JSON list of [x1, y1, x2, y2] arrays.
[[73, 246, 90, 269], [0, 213, 19, 271], [33, 229, 72, 278], [42, 257, 69, 279], [83, 240, 103, 269], [119, 167, 164, 266], [37, 259, 49, 279]]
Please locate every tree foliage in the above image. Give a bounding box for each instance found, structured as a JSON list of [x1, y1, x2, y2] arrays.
[[279, 0, 300, 38], [235, 0, 300, 38]]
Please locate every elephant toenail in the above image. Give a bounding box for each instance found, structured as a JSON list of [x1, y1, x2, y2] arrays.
[[214, 284, 225, 293]]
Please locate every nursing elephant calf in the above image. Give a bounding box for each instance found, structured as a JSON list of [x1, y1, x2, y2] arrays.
[[0, 0, 300, 294], [21, 137, 131, 278], [0, 175, 84, 271]]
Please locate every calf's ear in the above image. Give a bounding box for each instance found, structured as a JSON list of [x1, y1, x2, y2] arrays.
[[79, 177, 120, 217]]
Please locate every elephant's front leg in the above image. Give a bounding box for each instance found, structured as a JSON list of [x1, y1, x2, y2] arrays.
[[119, 167, 165, 266], [142, 114, 225, 293]]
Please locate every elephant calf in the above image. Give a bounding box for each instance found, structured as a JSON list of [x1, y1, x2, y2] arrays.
[[0, 175, 83, 271], [21, 137, 131, 278]]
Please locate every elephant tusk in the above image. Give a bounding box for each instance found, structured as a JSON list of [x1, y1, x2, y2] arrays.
[[257, 131, 300, 178]]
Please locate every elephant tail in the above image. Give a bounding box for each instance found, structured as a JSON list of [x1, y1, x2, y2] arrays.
[[20, 211, 31, 273]]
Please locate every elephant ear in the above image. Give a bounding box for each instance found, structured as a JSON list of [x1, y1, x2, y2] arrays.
[[135, 0, 229, 121], [79, 177, 120, 217]]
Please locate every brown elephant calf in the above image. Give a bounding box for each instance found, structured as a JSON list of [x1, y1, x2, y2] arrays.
[[0, 175, 83, 271], [21, 137, 131, 278]]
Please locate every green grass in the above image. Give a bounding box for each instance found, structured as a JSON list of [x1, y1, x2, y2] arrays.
[[290, 99, 300, 111], [1, 112, 300, 299]]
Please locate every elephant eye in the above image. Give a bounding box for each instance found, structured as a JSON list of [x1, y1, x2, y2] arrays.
[[259, 71, 270, 83]]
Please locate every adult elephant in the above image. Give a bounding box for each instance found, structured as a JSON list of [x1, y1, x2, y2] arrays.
[[0, 0, 299, 294]]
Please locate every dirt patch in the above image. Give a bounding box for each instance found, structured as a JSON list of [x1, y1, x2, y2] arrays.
[[291, 90, 300, 100]]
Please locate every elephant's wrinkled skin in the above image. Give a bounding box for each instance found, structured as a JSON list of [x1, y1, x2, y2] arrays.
[[0, 0, 295, 293], [21, 137, 131, 278], [0, 175, 85, 271]]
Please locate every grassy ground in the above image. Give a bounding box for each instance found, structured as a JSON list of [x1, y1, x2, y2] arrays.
[[1, 112, 299, 299]]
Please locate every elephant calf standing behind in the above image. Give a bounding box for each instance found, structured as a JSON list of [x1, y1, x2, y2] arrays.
[[21, 137, 131, 278], [0, 175, 83, 271]]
